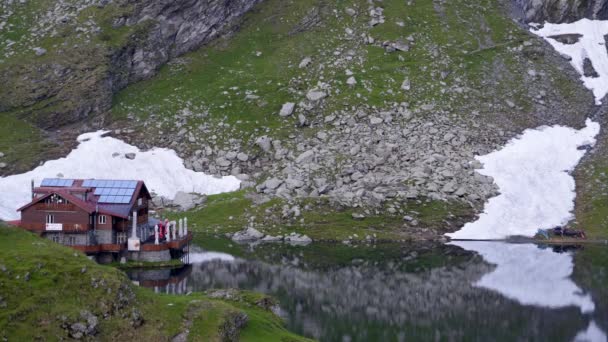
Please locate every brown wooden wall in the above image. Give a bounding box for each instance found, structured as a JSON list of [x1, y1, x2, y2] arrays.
[[21, 206, 92, 231]]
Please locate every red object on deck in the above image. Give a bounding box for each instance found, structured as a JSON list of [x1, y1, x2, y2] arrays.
[[158, 222, 166, 239]]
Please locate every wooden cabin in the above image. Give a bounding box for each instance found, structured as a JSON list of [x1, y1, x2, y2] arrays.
[[16, 178, 191, 262]]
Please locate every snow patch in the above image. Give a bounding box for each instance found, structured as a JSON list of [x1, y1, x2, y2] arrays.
[[452, 241, 595, 314], [531, 19, 608, 104], [575, 321, 608, 342], [447, 119, 599, 240], [0, 131, 240, 221]]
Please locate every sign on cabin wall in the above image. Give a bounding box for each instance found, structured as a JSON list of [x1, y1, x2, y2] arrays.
[[128, 238, 140, 251], [46, 223, 63, 231]]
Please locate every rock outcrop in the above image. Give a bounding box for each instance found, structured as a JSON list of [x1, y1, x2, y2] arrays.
[[509, 0, 608, 23], [0, 0, 261, 128]]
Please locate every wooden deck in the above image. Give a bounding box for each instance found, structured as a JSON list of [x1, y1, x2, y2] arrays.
[[70, 232, 193, 254], [141, 232, 193, 252]]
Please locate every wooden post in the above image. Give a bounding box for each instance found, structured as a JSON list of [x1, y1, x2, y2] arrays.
[[131, 211, 137, 239], [154, 225, 159, 245]]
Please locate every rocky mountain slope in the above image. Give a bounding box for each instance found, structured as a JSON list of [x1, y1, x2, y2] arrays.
[[2, 0, 607, 240], [0, 0, 260, 128], [510, 0, 608, 23]]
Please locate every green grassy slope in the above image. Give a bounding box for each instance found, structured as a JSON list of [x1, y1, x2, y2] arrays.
[[166, 191, 472, 242], [0, 226, 310, 341]]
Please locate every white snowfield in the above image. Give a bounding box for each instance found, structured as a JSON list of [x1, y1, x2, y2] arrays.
[[531, 19, 608, 104], [0, 131, 240, 221], [447, 119, 599, 240], [451, 241, 595, 314], [448, 19, 607, 240]]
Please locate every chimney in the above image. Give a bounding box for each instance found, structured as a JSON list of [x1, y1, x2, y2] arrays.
[[31, 179, 34, 199]]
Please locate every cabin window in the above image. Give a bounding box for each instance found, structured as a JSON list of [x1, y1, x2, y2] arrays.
[[51, 235, 60, 244], [137, 198, 142, 206], [46, 214, 55, 224], [66, 236, 76, 245], [116, 232, 127, 244], [99, 215, 107, 224]]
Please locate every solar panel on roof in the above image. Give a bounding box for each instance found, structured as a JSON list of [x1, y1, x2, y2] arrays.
[[40, 178, 74, 187]]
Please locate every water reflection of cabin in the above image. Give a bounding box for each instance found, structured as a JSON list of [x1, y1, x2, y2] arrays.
[[16, 178, 191, 263], [128, 265, 192, 294]]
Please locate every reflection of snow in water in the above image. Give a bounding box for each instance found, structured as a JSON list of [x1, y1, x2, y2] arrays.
[[451, 241, 595, 314], [446, 120, 599, 240], [0, 130, 240, 220], [187, 251, 235, 264], [575, 321, 608, 342]]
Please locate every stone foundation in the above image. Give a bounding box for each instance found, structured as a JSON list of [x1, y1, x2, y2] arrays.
[[97, 252, 115, 264], [128, 249, 172, 262]]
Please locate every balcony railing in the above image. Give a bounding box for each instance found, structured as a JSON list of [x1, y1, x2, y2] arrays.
[[34, 203, 77, 211], [114, 215, 149, 230], [20, 222, 92, 232]]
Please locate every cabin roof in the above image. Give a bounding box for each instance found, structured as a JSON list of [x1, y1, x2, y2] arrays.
[[18, 178, 151, 219]]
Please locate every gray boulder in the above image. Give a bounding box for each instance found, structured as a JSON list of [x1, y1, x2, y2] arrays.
[[255, 136, 272, 153], [265, 178, 283, 190], [236, 152, 249, 162], [33, 47, 47, 56], [299, 57, 312, 68], [306, 89, 327, 101], [284, 233, 312, 245], [295, 150, 315, 164], [172, 191, 207, 211], [232, 227, 265, 242], [279, 102, 295, 116]]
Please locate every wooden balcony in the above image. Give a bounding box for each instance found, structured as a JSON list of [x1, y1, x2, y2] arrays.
[[34, 203, 77, 212], [115, 215, 149, 230], [71, 243, 126, 253], [20, 222, 92, 232]]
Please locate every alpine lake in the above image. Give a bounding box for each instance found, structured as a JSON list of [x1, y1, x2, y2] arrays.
[[126, 235, 608, 341]]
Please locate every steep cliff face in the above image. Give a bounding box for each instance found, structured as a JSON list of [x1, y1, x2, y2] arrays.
[[113, 0, 263, 88], [510, 0, 608, 23], [0, 0, 261, 128]]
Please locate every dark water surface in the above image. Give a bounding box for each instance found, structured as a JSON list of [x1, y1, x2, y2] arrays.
[[127, 238, 608, 341]]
